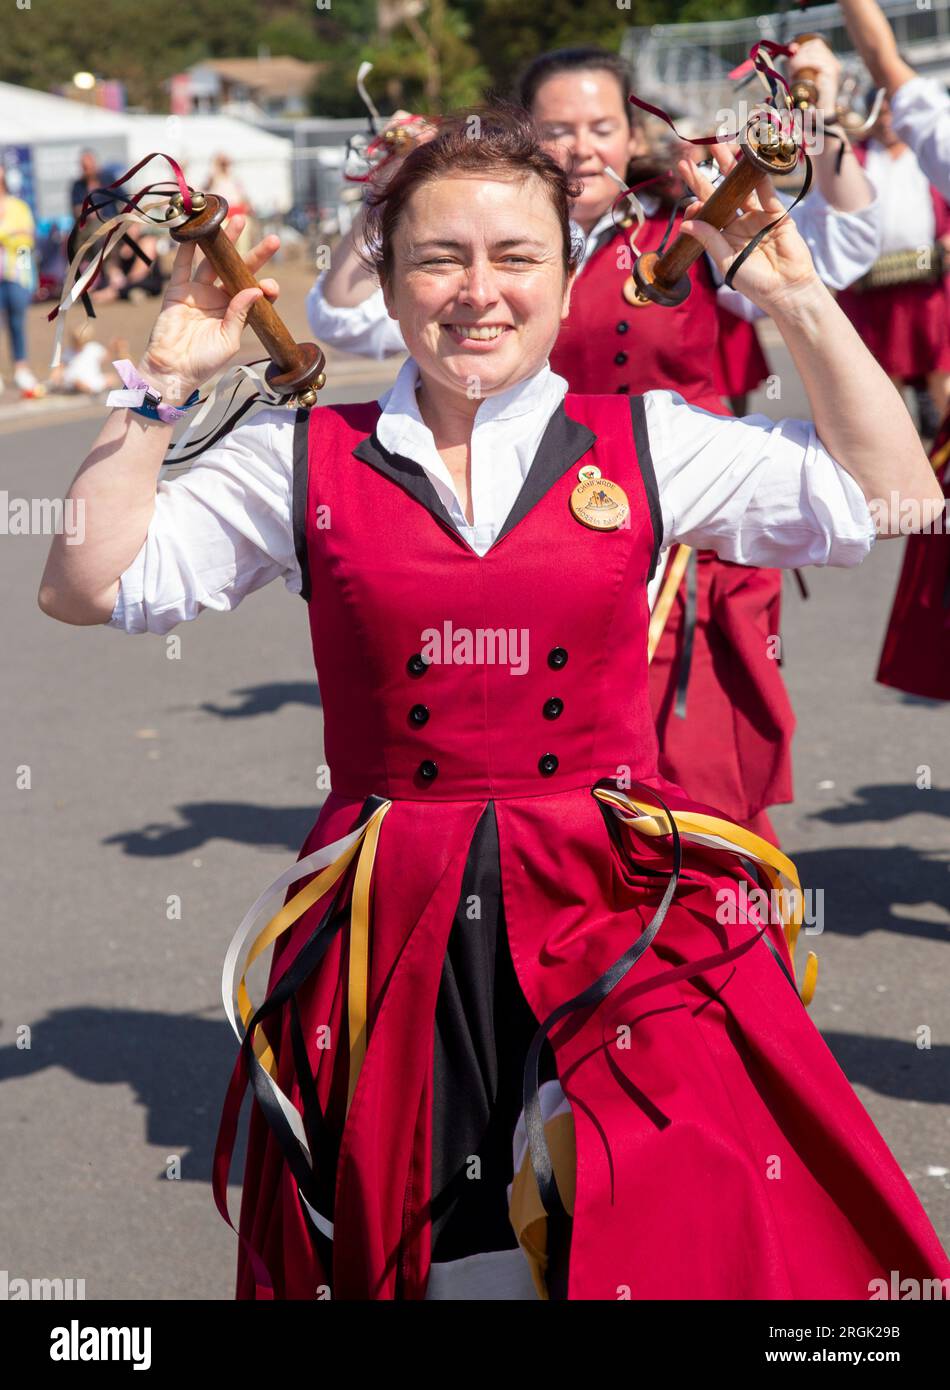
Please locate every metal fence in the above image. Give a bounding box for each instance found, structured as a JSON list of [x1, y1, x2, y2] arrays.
[[622, 0, 950, 118]]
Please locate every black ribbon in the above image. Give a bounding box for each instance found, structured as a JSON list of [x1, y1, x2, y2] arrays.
[[723, 150, 814, 290], [521, 779, 683, 1227], [239, 795, 387, 1269], [675, 549, 698, 719]]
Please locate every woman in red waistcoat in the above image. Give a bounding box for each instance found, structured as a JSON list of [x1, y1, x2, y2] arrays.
[[39, 110, 949, 1301], [521, 48, 794, 842]]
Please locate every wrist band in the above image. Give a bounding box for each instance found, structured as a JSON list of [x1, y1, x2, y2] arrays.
[[106, 359, 201, 423]]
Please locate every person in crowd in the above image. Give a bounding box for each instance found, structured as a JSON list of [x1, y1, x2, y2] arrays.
[[0, 163, 43, 398]]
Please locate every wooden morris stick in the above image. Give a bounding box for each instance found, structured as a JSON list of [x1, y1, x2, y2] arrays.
[[631, 114, 801, 308], [166, 190, 327, 406]]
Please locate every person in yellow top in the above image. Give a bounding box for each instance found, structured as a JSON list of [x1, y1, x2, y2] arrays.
[[0, 164, 43, 398]]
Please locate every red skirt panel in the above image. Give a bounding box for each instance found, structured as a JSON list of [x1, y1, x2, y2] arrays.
[[648, 551, 796, 825], [837, 279, 950, 380], [228, 781, 949, 1300], [876, 430, 950, 699]]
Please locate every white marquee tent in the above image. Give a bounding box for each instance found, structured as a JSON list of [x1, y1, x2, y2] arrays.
[[0, 83, 294, 222]]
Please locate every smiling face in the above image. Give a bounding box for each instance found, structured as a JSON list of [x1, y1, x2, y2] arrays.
[[381, 172, 574, 404], [530, 69, 646, 232]]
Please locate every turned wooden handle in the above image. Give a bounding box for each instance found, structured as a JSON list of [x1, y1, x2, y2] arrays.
[[632, 122, 799, 308], [169, 193, 325, 400], [657, 157, 763, 289]]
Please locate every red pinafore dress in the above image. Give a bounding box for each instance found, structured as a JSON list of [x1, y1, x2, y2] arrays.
[[212, 391, 950, 1300], [876, 414, 950, 698], [549, 215, 795, 835]]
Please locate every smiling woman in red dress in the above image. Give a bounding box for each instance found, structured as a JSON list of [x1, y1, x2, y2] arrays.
[[38, 110, 949, 1301]]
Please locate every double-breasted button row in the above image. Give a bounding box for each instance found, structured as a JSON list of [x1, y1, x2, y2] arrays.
[[407, 649, 569, 783], [408, 653, 435, 778]]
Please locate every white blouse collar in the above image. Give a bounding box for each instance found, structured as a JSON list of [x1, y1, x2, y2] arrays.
[[375, 356, 568, 458]]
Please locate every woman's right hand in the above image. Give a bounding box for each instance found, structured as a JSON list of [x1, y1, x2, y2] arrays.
[[136, 214, 280, 402]]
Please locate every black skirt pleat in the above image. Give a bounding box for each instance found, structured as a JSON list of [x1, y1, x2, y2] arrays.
[[430, 801, 558, 1264]]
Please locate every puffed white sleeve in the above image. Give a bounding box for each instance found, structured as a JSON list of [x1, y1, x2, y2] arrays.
[[306, 271, 407, 360], [788, 187, 881, 290], [643, 389, 876, 568], [889, 75, 950, 204], [105, 407, 301, 636]]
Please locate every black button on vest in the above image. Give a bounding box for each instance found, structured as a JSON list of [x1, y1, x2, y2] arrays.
[[616, 321, 629, 334], [548, 647, 568, 669], [409, 704, 429, 726], [615, 383, 630, 394], [407, 653, 429, 676], [538, 753, 559, 776], [614, 351, 628, 366], [418, 759, 438, 781], [543, 697, 564, 719]]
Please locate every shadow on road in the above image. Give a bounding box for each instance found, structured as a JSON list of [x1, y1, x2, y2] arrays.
[[0, 1007, 246, 1182], [792, 845, 950, 945], [196, 681, 322, 720], [821, 1031, 950, 1107], [808, 783, 950, 826], [102, 801, 325, 856]]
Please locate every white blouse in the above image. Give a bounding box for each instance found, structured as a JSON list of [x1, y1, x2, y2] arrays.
[[863, 142, 936, 256], [890, 75, 950, 205], [100, 349, 877, 1307], [106, 358, 875, 637]]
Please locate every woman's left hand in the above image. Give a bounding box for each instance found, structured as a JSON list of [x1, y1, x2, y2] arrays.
[[677, 146, 822, 313]]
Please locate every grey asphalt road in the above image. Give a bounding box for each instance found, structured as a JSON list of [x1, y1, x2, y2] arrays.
[[1, 348, 947, 1300]]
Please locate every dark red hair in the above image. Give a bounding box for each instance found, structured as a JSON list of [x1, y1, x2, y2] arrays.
[[360, 104, 582, 285]]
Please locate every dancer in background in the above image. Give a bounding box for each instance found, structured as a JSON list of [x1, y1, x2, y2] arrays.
[[841, 0, 950, 201], [838, 0, 950, 701], [837, 95, 950, 424]]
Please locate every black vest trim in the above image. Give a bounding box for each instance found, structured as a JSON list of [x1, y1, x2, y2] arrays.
[[629, 395, 663, 583], [351, 431, 464, 544], [292, 405, 312, 602], [351, 402, 597, 557]]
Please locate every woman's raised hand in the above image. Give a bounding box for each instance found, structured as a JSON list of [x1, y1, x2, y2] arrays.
[[136, 214, 280, 400], [677, 146, 821, 312]]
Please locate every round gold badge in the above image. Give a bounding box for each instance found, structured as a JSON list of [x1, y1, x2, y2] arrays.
[[570, 472, 630, 531]]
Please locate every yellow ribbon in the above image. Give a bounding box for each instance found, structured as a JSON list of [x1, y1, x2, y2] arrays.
[[234, 803, 391, 1093], [593, 786, 817, 1006], [647, 545, 692, 664]]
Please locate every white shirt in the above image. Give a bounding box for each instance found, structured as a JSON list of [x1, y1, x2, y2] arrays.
[[863, 141, 935, 256], [106, 358, 875, 636], [307, 187, 881, 349], [890, 75, 950, 205]]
